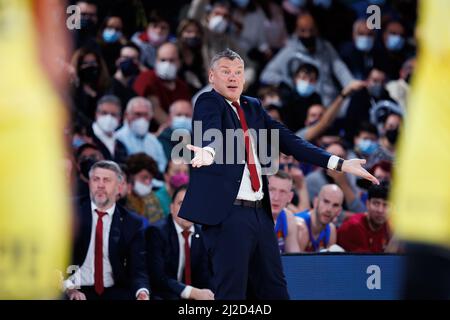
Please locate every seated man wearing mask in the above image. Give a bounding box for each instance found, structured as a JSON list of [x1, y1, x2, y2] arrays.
[[108, 44, 145, 108], [88, 95, 128, 165], [133, 42, 191, 125], [116, 97, 167, 173], [157, 99, 193, 161], [279, 62, 322, 133]]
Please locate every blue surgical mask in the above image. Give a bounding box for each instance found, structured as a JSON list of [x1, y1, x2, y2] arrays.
[[172, 116, 192, 132], [386, 34, 405, 51], [355, 35, 374, 52], [72, 136, 86, 149], [357, 139, 378, 155], [296, 80, 316, 97], [102, 28, 121, 43]]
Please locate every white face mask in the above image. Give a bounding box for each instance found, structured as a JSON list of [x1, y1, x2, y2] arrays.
[[155, 61, 178, 80], [133, 180, 152, 197], [130, 118, 149, 137], [97, 115, 119, 133], [171, 116, 192, 131], [208, 15, 228, 34], [147, 29, 166, 46]]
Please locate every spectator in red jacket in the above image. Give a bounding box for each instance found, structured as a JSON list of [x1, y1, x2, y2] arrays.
[[337, 183, 391, 253]]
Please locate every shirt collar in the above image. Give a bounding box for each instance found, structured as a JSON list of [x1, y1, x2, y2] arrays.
[[91, 201, 116, 217], [173, 218, 195, 235]]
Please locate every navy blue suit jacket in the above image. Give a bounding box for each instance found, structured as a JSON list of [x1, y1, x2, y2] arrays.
[[178, 89, 332, 226], [146, 215, 210, 300], [72, 197, 149, 295]]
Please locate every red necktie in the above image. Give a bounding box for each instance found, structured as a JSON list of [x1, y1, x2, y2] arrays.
[[94, 209, 107, 295], [181, 229, 192, 286], [231, 101, 261, 192]]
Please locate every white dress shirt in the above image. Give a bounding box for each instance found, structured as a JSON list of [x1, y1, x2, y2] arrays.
[[173, 221, 195, 299], [64, 202, 149, 298], [65, 202, 115, 290], [204, 98, 342, 202]]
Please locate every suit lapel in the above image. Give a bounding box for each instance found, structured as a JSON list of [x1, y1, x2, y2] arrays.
[[190, 225, 202, 268], [168, 216, 180, 274], [109, 205, 122, 262]]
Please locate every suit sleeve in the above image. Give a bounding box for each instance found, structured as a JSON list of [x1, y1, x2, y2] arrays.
[[146, 226, 186, 298], [192, 95, 225, 152], [129, 221, 150, 295], [260, 100, 332, 169]]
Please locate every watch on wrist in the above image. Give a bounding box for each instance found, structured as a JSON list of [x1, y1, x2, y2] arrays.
[[336, 158, 344, 172]]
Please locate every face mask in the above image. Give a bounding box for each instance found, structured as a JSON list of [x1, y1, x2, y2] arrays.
[[119, 58, 140, 77], [296, 80, 316, 97], [208, 15, 228, 34], [169, 173, 189, 189], [72, 136, 86, 149], [171, 116, 192, 131], [133, 180, 152, 197], [356, 139, 378, 155], [299, 36, 316, 49], [79, 65, 99, 84], [130, 118, 150, 137], [155, 61, 178, 80], [386, 34, 405, 51], [79, 157, 98, 179], [232, 0, 250, 8], [80, 17, 96, 33], [313, 0, 332, 9], [102, 28, 121, 43], [96, 115, 119, 133], [288, 0, 307, 8], [368, 83, 383, 98], [183, 36, 202, 48], [385, 128, 399, 145], [147, 29, 166, 46], [355, 35, 374, 52]]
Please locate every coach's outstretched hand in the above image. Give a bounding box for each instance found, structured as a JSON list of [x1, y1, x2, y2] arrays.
[[342, 159, 380, 185], [187, 144, 214, 168]]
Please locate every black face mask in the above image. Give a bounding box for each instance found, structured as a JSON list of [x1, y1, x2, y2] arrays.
[[299, 36, 316, 50], [80, 17, 97, 34], [385, 128, 399, 145], [79, 65, 99, 84], [183, 36, 202, 48], [78, 157, 99, 179], [119, 58, 139, 77]]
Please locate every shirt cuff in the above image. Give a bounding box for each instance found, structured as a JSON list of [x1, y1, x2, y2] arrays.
[[63, 279, 76, 292], [136, 288, 149, 298], [180, 285, 193, 299], [203, 146, 215, 159], [327, 155, 340, 170]]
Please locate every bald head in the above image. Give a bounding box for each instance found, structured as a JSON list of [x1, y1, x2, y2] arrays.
[[156, 42, 180, 66], [169, 99, 193, 118], [318, 184, 344, 204], [314, 184, 344, 226], [296, 13, 317, 39]]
